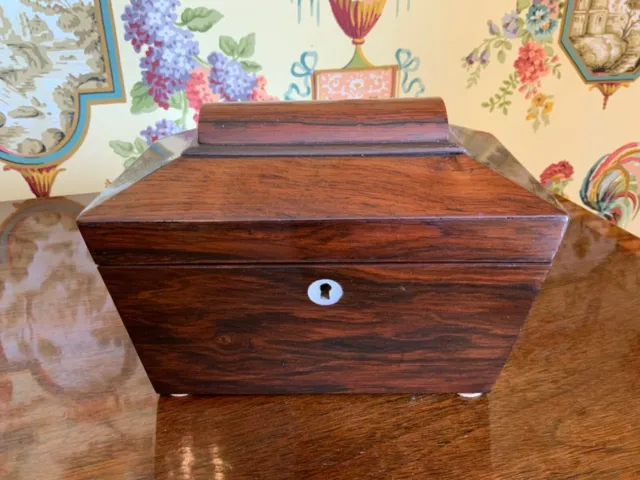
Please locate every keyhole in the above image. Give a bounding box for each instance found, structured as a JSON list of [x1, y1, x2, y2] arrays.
[[308, 279, 342, 306], [320, 283, 332, 300]]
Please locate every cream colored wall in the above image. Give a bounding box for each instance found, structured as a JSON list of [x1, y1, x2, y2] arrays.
[[2, 0, 639, 236]]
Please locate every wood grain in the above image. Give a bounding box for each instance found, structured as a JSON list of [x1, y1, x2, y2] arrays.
[[4, 194, 640, 479], [78, 154, 567, 265], [100, 263, 548, 395], [197, 97, 450, 145], [155, 394, 492, 480], [80, 216, 567, 265], [79, 155, 564, 223]]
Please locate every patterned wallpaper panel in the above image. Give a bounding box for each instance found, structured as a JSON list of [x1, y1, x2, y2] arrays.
[[1, 0, 639, 236]]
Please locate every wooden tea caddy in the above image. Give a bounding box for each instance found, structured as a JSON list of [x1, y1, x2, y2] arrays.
[[77, 98, 568, 395]]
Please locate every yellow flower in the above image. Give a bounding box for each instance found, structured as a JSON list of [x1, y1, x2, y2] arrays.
[[532, 93, 547, 107], [526, 107, 538, 121], [543, 101, 554, 114]]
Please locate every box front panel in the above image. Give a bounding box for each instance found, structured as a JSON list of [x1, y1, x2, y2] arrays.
[[101, 264, 548, 394]]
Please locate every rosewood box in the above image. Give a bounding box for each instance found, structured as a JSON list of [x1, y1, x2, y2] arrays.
[[77, 98, 568, 395]]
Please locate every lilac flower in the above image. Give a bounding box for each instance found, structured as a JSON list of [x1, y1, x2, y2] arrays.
[[487, 20, 500, 35], [502, 11, 520, 38], [122, 0, 199, 108], [207, 51, 258, 102], [140, 119, 183, 145], [140, 28, 199, 109], [140, 28, 198, 83], [480, 49, 490, 65], [121, 0, 179, 52]]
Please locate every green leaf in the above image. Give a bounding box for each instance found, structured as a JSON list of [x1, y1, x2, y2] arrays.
[[134, 137, 147, 153], [240, 60, 262, 72], [130, 81, 149, 98], [481, 102, 490, 108], [517, 17, 525, 28], [497, 50, 506, 64], [517, 0, 531, 13], [130, 81, 157, 114], [541, 113, 551, 126], [109, 140, 134, 158], [493, 39, 504, 48], [130, 93, 157, 114], [168, 91, 183, 109], [502, 107, 508, 115], [504, 40, 512, 51], [533, 118, 541, 132], [236, 33, 256, 58], [124, 156, 139, 169], [219, 35, 238, 57], [179, 7, 223, 32]]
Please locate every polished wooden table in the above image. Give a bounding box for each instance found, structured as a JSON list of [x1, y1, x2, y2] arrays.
[[1, 194, 639, 479]]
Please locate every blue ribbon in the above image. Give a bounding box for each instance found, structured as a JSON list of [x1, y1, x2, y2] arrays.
[[396, 48, 425, 97], [284, 51, 319, 100]]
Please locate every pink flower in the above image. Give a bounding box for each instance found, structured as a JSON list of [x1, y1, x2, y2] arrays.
[[534, 0, 561, 19], [250, 75, 279, 102], [514, 41, 551, 88], [185, 66, 220, 123], [540, 161, 575, 187]]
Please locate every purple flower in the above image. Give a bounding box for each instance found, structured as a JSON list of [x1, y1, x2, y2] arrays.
[[121, 0, 179, 52], [487, 20, 500, 35], [502, 11, 520, 38], [140, 119, 183, 145], [480, 49, 490, 64], [143, 69, 177, 109], [140, 28, 198, 83], [465, 51, 478, 66], [122, 0, 199, 108], [207, 51, 258, 102]]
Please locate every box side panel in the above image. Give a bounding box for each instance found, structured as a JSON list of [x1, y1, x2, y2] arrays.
[[80, 216, 567, 266], [100, 263, 548, 394]]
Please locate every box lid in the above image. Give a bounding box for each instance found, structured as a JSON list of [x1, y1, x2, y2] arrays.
[[77, 98, 568, 266]]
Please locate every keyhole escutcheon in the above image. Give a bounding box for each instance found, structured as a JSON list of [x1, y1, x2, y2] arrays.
[[308, 279, 343, 306]]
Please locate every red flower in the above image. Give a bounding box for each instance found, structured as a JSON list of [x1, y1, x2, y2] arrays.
[[185, 67, 220, 123], [514, 41, 550, 88], [250, 75, 279, 102], [540, 161, 575, 186]]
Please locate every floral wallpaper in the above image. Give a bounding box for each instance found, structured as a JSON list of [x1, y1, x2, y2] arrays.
[[1, 0, 640, 237], [463, 1, 563, 131]]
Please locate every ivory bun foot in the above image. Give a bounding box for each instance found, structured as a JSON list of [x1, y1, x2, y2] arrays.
[[457, 393, 483, 399]]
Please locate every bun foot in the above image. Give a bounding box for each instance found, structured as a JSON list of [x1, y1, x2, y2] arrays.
[[170, 394, 189, 397], [458, 393, 483, 399]]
